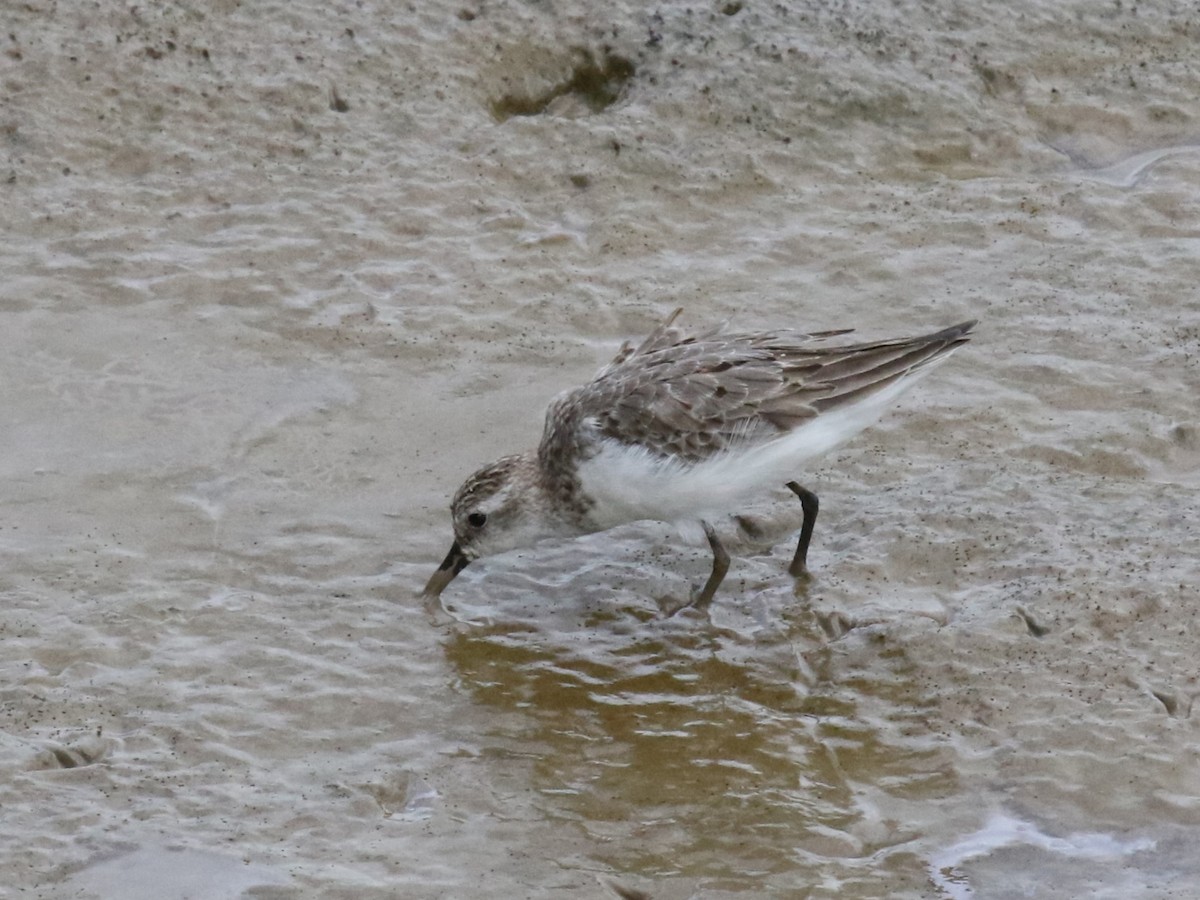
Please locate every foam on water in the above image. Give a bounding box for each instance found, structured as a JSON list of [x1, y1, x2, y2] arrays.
[[930, 814, 1160, 900], [61, 844, 289, 900]]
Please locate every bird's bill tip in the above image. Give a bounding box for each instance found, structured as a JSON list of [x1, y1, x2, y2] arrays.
[[422, 541, 471, 599]]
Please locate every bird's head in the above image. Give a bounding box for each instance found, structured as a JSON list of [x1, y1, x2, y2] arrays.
[[422, 453, 559, 599]]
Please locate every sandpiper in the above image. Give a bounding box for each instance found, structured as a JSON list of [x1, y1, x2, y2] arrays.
[[424, 310, 974, 610]]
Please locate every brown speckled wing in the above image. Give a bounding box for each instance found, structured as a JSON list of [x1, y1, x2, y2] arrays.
[[539, 312, 974, 474]]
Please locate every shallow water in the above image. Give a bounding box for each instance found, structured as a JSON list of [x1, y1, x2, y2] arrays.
[[2, 1, 1199, 897]]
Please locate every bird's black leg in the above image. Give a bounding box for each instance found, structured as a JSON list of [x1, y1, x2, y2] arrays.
[[686, 520, 730, 611], [785, 482, 819, 577]]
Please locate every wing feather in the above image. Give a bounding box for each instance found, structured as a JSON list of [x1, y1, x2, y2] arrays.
[[540, 314, 974, 476]]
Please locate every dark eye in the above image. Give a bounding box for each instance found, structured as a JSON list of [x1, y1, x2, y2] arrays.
[[467, 512, 487, 528]]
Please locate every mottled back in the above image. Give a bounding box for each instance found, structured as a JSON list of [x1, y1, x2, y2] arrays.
[[539, 308, 974, 474]]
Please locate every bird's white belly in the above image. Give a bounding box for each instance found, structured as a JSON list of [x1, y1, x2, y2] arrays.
[[574, 374, 916, 529], [575, 443, 718, 528]]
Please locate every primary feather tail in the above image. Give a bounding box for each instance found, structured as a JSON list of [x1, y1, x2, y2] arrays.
[[804, 319, 976, 415], [658, 320, 976, 518], [747, 318, 976, 461]]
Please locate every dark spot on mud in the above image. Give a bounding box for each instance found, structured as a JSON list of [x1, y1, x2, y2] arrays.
[[329, 84, 350, 112], [40, 742, 105, 769], [1170, 423, 1198, 449], [491, 49, 635, 120], [1151, 690, 1178, 716], [1015, 606, 1049, 637], [601, 876, 654, 900], [52, 747, 81, 768], [734, 514, 765, 539]]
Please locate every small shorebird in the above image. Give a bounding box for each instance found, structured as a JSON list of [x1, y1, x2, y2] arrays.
[[424, 310, 974, 611]]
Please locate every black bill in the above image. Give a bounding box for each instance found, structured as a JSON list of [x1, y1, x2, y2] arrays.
[[422, 541, 471, 599]]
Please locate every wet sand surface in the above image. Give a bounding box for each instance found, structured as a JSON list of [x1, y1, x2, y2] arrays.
[[2, 1, 1199, 897]]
